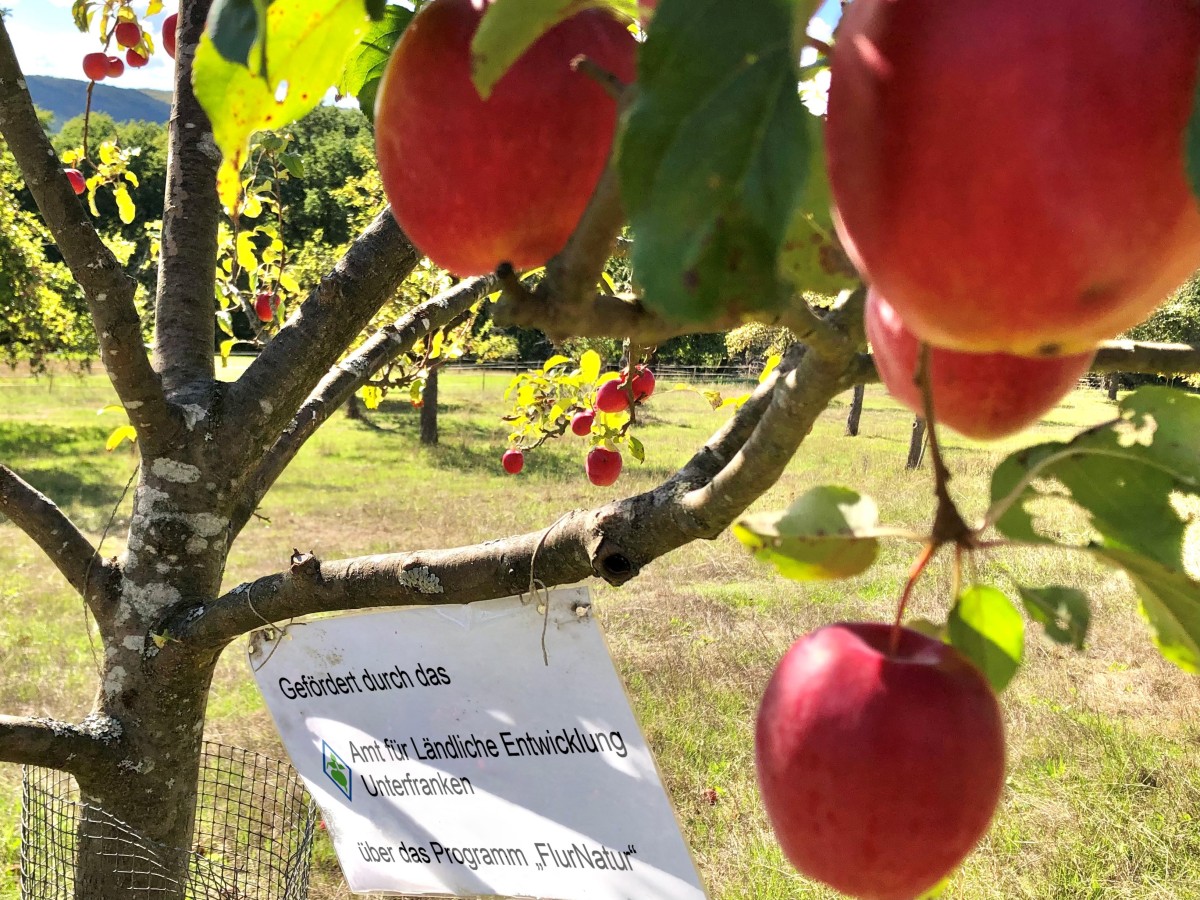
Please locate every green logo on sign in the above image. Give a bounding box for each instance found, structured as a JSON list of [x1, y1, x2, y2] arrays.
[[322, 741, 352, 801]]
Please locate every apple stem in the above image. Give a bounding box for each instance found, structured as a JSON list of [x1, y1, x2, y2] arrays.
[[890, 540, 937, 654], [915, 343, 975, 550], [570, 55, 627, 101]]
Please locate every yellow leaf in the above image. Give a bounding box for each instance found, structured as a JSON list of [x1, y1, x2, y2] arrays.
[[580, 349, 601, 383], [359, 385, 383, 409], [543, 354, 570, 372], [193, 0, 370, 211], [96, 404, 124, 415], [279, 272, 301, 293], [113, 184, 135, 224], [105, 425, 138, 451], [219, 339, 237, 365], [236, 231, 258, 272], [759, 353, 782, 383], [147, 0, 164, 14]]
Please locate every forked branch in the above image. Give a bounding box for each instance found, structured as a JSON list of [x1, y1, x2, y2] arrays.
[[0, 465, 113, 617]]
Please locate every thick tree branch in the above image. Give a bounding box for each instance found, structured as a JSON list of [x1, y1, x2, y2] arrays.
[[0, 20, 173, 448], [178, 336, 837, 648], [228, 276, 497, 538], [0, 466, 115, 615], [154, 0, 221, 395], [1089, 340, 1200, 375], [220, 210, 421, 474], [0, 714, 122, 776]]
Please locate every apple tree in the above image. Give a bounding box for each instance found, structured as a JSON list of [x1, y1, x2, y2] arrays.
[[3, 1, 1200, 898]]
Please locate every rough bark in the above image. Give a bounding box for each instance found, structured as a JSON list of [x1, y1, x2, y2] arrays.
[[906, 417, 928, 470]]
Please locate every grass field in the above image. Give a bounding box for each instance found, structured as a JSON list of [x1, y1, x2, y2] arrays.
[[1, 363, 1199, 899]]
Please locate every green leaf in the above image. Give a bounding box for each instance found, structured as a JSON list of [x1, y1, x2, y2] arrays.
[[733, 486, 880, 581], [621, 0, 809, 325], [1017, 585, 1090, 650], [471, 0, 573, 100], [947, 585, 1025, 693], [627, 434, 645, 463], [194, 0, 372, 210], [278, 152, 306, 178], [208, 0, 263, 67], [990, 386, 1200, 568], [340, 4, 413, 122], [778, 113, 859, 295], [1092, 546, 1200, 673]]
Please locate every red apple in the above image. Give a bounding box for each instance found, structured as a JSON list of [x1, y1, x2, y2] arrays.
[[374, 0, 636, 276], [64, 168, 86, 196], [594, 379, 629, 414], [106, 55, 125, 78], [114, 21, 142, 49], [162, 13, 178, 60], [253, 292, 278, 323], [585, 446, 622, 486], [502, 448, 524, 474], [867, 290, 1094, 440], [756, 622, 1005, 900], [626, 364, 655, 401], [126, 49, 149, 68], [570, 409, 595, 436], [82, 52, 109, 81], [827, 0, 1200, 356]]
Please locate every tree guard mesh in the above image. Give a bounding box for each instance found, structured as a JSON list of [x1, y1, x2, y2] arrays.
[[19, 742, 318, 900]]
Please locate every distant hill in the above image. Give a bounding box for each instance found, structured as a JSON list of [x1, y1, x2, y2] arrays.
[[26, 76, 171, 131]]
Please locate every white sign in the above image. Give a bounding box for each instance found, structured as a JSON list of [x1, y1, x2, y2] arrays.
[[249, 586, 708, 899]]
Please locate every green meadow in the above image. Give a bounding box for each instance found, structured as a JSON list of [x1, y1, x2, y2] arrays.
[[1, 363, 1198, 899]]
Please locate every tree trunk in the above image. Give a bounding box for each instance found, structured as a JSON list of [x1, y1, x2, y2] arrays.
[[906, 416, 928, 470], [346, 392, 365, 420], [1107, 372, 1119, 401], [420, 369, 439, 445], [845, 383, 865, 436]]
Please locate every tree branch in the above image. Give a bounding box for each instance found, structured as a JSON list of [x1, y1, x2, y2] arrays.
[[0, 466, 115, 615], [0, 714, 122, 776], [227, 275, 497, 538], [177, 336, 838, 648], [219, 209, 421, 474], [0, 20, 173, 448], [153, 0, 221, 395]]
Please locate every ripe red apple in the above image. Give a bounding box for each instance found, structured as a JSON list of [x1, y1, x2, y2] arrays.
[[82, 52, 109, 81], [64, 168, 86, 196], [374, 0, 636, 276], [827, 0, 1200, 356], [253, 292, 279, 323], [126, 49, 149, 68], [570, 409, 595, 436], [114, 21, 142, 49], [162, 13, 178, 60], [756, 622, 1005, 900], [594, 380, 629, 414], [866, 290, 1094, 440], [502, 448, 524, 474], [626, 364, 655, 401], [585, 446, 622, 486], [106, 56, 125, 78]]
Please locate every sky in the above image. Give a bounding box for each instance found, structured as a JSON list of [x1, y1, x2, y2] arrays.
[[7, 0, 178, 91], [4, 0, 842, 96]]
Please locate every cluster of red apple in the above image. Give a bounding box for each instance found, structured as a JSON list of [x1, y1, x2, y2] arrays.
[[756, 4, 1200, 900], [81, 10, 177, 83], [831, 1, 1200, 442], [503, 366, 655, 486]]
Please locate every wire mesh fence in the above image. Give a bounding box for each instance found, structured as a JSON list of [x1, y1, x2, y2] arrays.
[[20, 742, 318, 900]]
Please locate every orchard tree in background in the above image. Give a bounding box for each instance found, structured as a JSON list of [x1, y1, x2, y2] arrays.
[[2, 1, 1200, 899]]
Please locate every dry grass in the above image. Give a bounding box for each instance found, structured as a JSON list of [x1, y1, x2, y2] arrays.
[[1, 364, 1199, 899]]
